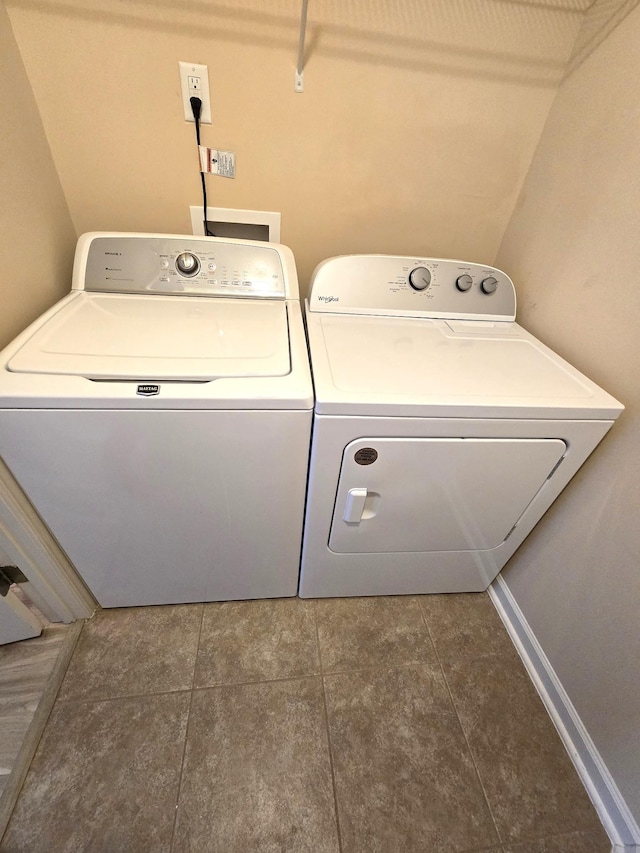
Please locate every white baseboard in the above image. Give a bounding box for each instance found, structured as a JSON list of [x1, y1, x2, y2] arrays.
[[489, 574, 640, 853]]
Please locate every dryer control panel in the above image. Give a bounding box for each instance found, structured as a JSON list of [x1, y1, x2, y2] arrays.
[[308, 255, 516, 321], [74, 233, 291, 299]]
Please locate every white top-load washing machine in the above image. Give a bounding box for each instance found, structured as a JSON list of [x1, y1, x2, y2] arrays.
[[0, 233, 313, 607], [299, 254, 623, 598]]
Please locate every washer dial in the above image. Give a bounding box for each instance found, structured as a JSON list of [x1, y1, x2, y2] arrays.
[[176, 252, 201, 277], [408, 267, 431, 291]]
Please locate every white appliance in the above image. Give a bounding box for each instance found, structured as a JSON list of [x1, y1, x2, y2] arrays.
[[0, 233, 313, 607], [299, 254, 623, 597]]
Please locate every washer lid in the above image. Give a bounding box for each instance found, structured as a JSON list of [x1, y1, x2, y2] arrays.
[[7, 293, 291, 380]]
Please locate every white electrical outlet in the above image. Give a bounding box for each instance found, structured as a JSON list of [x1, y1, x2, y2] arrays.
[[179, 61, 211, 124]]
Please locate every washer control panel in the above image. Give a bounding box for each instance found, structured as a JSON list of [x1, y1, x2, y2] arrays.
[[80, 235, 286, 298], [309, 255, 516, 320]]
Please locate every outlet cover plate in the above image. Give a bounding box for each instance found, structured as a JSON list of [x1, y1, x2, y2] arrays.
[[179, 61, 211, 124]]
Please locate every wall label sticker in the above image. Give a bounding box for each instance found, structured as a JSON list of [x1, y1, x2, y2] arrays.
[[198, 146, 236, 178]]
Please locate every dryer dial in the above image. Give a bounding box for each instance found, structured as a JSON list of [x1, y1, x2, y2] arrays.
[[481, 276, 498, 294], [176, 252, 201, 277], [456, 274, 473, 292], [408, 267, 431, 291]]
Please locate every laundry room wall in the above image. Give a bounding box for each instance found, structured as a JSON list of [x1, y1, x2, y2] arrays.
[[0, 2, 76, 350], [4, 0, 590, 294], [495, 0, 640, 828]]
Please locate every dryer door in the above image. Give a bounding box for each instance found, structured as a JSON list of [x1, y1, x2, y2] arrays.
[[328, 437, 566, 554]]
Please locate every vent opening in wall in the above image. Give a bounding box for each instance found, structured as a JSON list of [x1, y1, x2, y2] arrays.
[[190, 206, 281, 242], [205, 221, 269, 241]]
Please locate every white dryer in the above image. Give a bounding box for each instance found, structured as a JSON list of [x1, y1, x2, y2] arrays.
[[0, 233, 313, 607], [299, 254, 623, 598]]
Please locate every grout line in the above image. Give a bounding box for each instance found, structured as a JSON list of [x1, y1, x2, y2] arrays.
[[169, 603, 205, 853], [320, 676, 344, 853], [417, 598, 506, 848], [55, 685, 196, 706], [191, 671, 323, 692], [188, 602, 206, 691], [313, 598, 326, 677], [56, 660, 474, 700], [314, 600, 344, 853], [322, 659, 447, 677]]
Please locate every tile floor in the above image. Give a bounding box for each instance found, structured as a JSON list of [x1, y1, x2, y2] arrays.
[[0, 593, 611, 853]]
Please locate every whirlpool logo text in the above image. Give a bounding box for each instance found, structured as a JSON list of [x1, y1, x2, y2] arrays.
[[317, 295, 339, 303]]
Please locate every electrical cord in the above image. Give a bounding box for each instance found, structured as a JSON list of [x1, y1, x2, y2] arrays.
[[190, 96, 214, 236]]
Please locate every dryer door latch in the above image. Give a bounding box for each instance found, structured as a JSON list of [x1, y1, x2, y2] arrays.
[[343, 488, 368, 523]]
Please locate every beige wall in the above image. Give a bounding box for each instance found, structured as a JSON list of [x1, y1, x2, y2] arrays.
[[5, 0, 589, 294], [0, 1, 75, 349], [496, 0, 640, 823]]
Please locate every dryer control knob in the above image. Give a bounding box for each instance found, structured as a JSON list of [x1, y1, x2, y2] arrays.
[[456, 274, 473, 292], [481, 276, 498, 294], [176, 252, 201, 277], [408, 267, 431, 291]]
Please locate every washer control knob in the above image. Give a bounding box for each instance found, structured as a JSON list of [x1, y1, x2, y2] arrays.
[[481, 276, 498, 294], [456, 274, 473, 292], [408, 267, 431, 291], [176, 252, 200, 277]]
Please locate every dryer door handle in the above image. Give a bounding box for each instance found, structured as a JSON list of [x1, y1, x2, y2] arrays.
[[343, 488, 368, 523]]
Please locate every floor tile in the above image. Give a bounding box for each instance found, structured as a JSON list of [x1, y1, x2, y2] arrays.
[[173, 678, 339, 853], [194, 598, 319, 687], [503, 825, 612, 852], [315, 596, 436, 672], [444, 653, 602, 845], [1, 691, 190, 853], [323, 664, 499, 853], [58, 604, 202, 702], [419, 592, 518, 662]]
